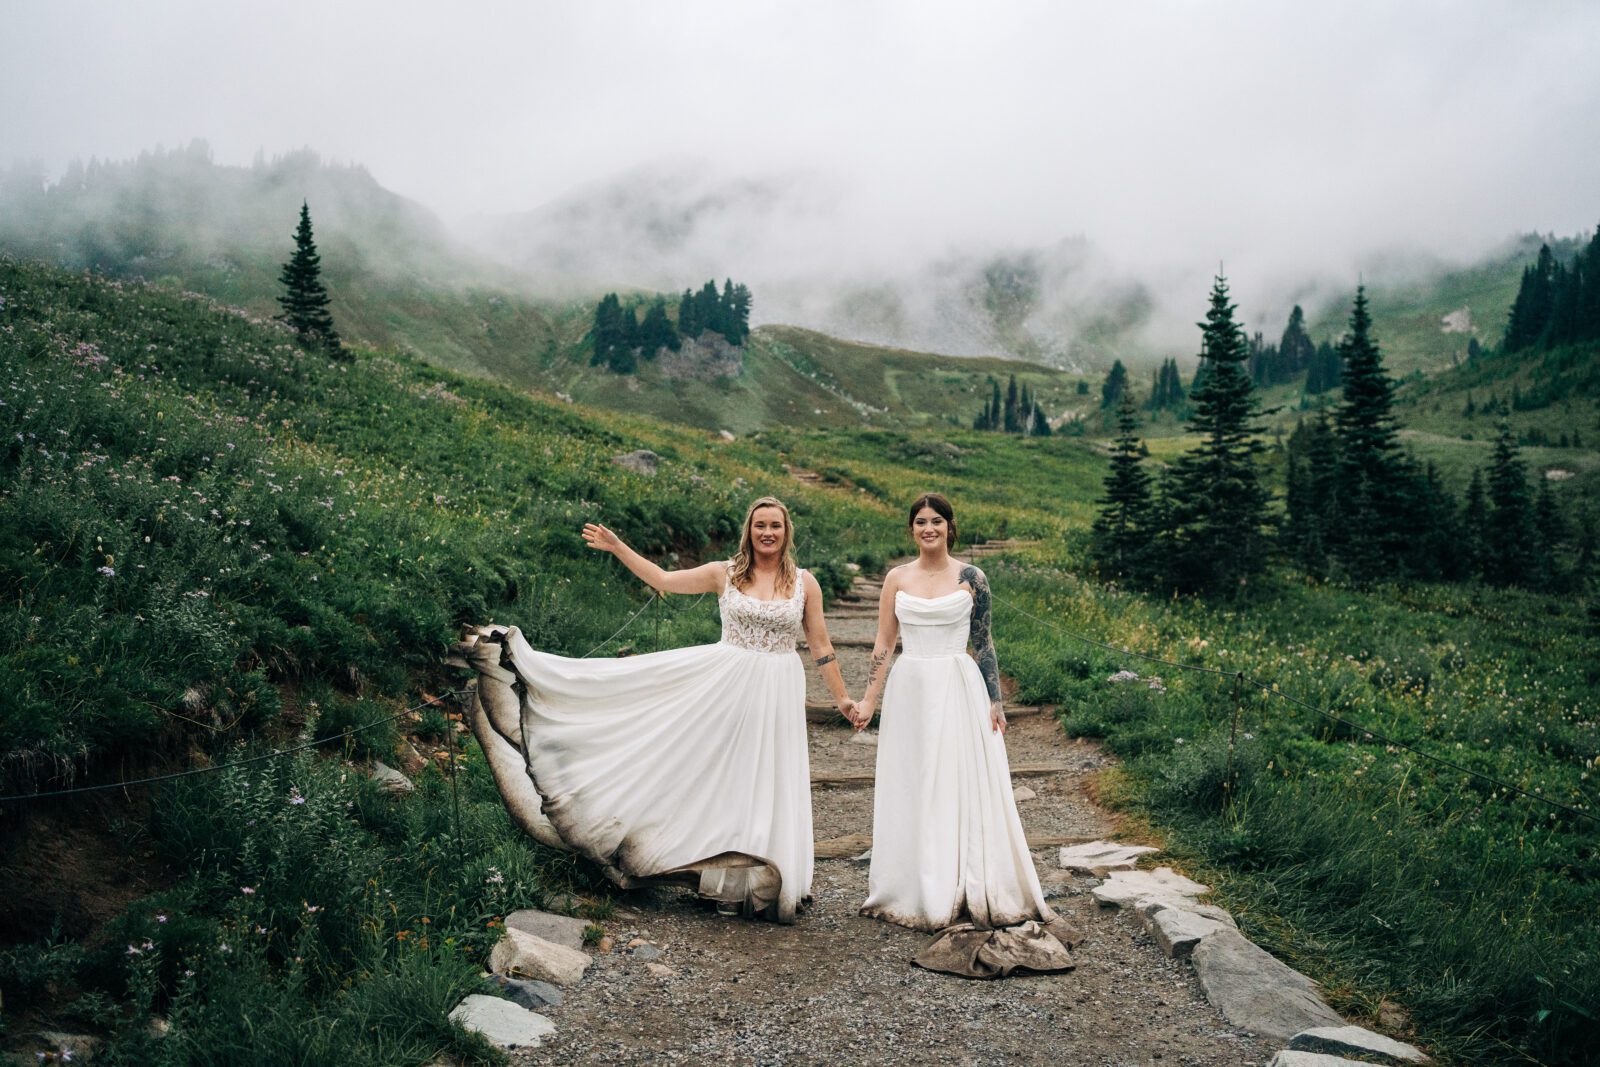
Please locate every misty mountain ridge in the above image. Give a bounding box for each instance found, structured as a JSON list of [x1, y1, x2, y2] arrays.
[[464, 157, 1162, 371]]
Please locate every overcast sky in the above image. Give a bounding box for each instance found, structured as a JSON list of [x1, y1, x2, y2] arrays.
[[5, 0, 1600, 287]]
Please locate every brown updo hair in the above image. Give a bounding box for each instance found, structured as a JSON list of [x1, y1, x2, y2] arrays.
[[907, 492, 957, 548]]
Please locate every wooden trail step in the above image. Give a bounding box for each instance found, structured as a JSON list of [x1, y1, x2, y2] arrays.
[[815, 831, 1096, 859], [811, 762, 1075, 787], [805, 703, 1049, 722]]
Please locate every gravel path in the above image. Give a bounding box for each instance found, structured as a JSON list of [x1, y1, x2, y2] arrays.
[[512, 567, 1275, 1066]]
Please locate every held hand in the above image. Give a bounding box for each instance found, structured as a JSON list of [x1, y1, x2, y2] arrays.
[[838, 698, 858, 727], [990, 701, 1007, 735], [581, 522, 624, 554], [853, 700, 875, 731]]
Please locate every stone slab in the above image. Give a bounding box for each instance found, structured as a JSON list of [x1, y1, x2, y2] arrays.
[[1268, 1054, 1380, 1067], [1192, 927, 1343, 1042], [488, 926, 591, 987], [1091, 866, 1209, 907], [449, 994, 555, 1049], [505, 908, 590, 951], [1137, 900, 1230, 959], [1058, 840, 1160, 872], [1290, 1024, 1431, 1064]]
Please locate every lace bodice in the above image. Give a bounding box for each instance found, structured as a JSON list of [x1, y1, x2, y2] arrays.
[[895, 590, 974, 658], [719, 566, 807, 654]]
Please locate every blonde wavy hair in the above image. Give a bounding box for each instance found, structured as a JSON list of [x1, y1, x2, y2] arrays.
[[728, 496, 798, 596]]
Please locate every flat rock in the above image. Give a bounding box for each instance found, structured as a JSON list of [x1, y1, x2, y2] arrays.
[[1091, 866, 1208, 907], [645, 962, 678, 977], [488, 926, 591, 987], [1268, 1054, 1380, 1067], [611, 449, 659, 475], [1192, 927, 1343, 1042], [505, 908, 590, 951], [1013, 786, 1036, 803], [1136, 899, 1231, 959], [1290, 1024, 1431, 1064], [1134, 896, 1236, 929], [486, 974, 564, 1010], [370, 760, 415, 794], [630, 943, 664, 961], [449, 994, 556, 1049], [1059, 840, 1159, 872]]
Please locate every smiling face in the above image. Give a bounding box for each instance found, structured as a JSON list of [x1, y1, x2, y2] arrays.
[[749, 505, 788, 558], [911, 506, 950, 554]]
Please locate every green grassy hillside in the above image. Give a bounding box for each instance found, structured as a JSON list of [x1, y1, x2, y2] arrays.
[[2, 258, 1597, 1063]]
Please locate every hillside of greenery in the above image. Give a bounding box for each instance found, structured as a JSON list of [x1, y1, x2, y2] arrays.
[[1, 248, 1597, 1065]]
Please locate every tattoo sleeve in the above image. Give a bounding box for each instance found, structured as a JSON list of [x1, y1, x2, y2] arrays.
[[813, 653, 836, 667], [961, 565, 1002, 702]]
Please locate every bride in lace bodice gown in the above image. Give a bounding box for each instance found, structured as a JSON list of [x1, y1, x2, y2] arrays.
[[854, 494, 1055, 932], [473, 497, 857, 923]]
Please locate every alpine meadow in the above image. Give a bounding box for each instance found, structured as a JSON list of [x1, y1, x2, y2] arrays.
[[3, 11, 1600, 1065]]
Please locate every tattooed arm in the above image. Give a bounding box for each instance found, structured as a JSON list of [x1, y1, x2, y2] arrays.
[[960, 564, 1006, 733], [853, 568, 902, 730], [800, 571, 855, 723]]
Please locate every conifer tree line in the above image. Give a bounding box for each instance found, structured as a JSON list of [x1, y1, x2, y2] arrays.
[[974, 374, 1052, 435], [591, 278, 752, 373], [1091, 274, 1273, 595], [1503, 226, 1600, 353], [1091, 277, 1588, 595], [276, 201, 342, 356]]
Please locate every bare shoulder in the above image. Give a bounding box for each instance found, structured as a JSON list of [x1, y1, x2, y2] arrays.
[[801, 569, 822, 595], [957, 562, 988, 587], [881, 565, 908, 592]]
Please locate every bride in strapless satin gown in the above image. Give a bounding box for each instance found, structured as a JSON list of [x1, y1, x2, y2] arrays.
[[854, 494, 1054, 932]]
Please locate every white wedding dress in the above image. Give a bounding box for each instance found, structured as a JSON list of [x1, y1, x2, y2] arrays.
[[494, 566, 814, 922], [861, 590, 1055, 932]]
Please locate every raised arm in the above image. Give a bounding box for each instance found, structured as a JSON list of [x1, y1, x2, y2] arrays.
[[582, 522, 727, 595], [801, 572, 857, 726], [959, 564, 1005, 733], [854, 568, 902, 728]]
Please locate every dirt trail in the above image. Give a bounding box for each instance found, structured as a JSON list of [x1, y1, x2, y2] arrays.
[[513, 565, 1275, 1065]]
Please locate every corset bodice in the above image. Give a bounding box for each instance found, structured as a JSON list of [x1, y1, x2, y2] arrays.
[[894, 590, 972, 658], [719, 568, 806, 654]]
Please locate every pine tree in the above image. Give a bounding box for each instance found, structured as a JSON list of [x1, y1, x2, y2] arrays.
[[1505, 244, 1557, 352], [1331, 286, 1404, 578], [1031, 403, 1052, 436], [730, 283, 753, 345], [276, 201, 342, 354], [1534, 477, 1568, 588], [1279, 305, 1315, 378], [1461, 469, 1489, 578], [1101, 360, 1128, 409], [1004, 376, 1021, 433], [1091, 392, 1154, 578], [1282, 417, 1338, 578], [639, 297, 679, 356], [678, 289, 697, 338], [1161, 274, 1272, 594], [1483, 420, 1535, 585]]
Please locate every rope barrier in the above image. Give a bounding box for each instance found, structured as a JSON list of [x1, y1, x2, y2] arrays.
[[991, 593, 1599, 827], [0, 690, 465, 805]]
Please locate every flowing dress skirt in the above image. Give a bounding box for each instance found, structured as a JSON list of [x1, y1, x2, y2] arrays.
[[862, 650, 1054, 932], [500, 628, 813, 922]]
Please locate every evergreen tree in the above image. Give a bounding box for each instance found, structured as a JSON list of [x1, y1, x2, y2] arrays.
[[678, 289, 697, 338], [1282, 417, 1339, 578], [1161, 274, 1273, 594], [1004, 375, 1021, 433], [639, 297, 679, 356], [1534, 477, 1568, 587], [1505, 244, 1557, 352], [1483, 420, 1535, 585], [1091, 392, 1154, 578], [1278, 305, 1315, 378], [1030, 402, 1052, 436], [1331, 286, 1404, 578], [276, 201, 342, 354], [1461, 469, 1489, 578], [1304, 340, 1342, 395], [1101, 359, 1128, 409], [730, 282, 753, 345]]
